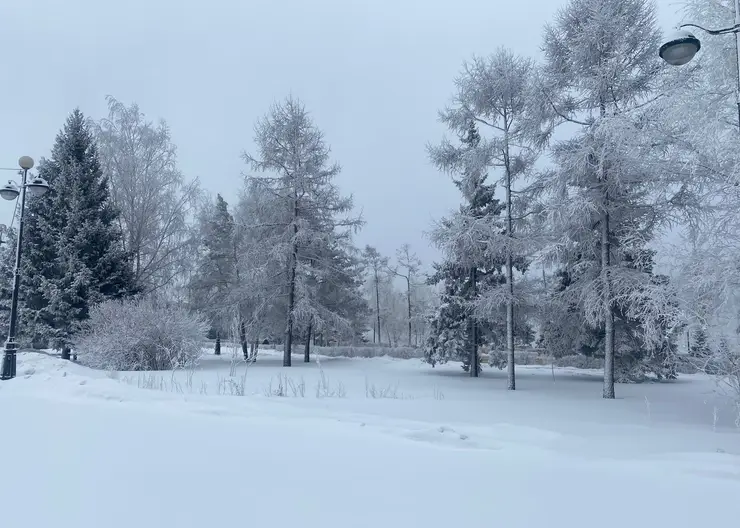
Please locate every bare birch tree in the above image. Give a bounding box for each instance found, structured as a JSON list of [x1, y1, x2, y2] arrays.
[[93, 96, 201, 295], [392, 244, 421, 347]]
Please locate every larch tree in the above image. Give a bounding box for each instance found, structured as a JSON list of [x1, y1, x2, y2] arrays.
[[428, 48, 540, 387], [243, 96, 362, 367], [670, 0, 740, 402], [94, 96, 201, 296], [536, 0, 691, 398], [22, 109, 135, 358]]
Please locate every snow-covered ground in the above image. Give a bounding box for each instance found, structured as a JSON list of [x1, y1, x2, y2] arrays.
[[1, 349, 739, 528]]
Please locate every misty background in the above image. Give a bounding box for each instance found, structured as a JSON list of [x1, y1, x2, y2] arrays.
[[0, 0, 684, 269]]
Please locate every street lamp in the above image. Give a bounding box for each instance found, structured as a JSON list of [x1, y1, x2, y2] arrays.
[[659, 0, 740, 129], [0, 156, 50, 380]]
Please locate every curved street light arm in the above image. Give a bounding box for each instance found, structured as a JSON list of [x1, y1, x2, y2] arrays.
[[680, 23, 740, 36]]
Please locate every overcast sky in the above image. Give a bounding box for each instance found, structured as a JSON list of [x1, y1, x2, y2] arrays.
[[0, 0, 685, 271]]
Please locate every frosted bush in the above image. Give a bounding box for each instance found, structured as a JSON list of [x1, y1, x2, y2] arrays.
[[76, 298, 208, 371]]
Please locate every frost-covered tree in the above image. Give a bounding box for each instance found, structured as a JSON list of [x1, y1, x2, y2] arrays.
[[94, 96, 201, 295], [427, 122, 525, 376], [538, 250, 682, 381], [0, 224, 17, 340], [378, 281, 412, 347], [22, 109, 136, 357], [306, 241, 369, 353], [190, 194, 238, 354], [410, 281, 437, 347], [535, 0, 690, 397], [667, 0, 740, 404], [429, 49, 540, 388], [243, 96, 362, 366], [392, 244, 421, 347], [362, 245, 390, 344], [232, 182, 289, 359]]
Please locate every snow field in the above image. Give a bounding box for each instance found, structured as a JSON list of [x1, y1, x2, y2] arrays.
[[0, 350, 738, 528]]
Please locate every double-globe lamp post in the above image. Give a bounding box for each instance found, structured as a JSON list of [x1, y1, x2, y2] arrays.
[[0, 156, 50, 380], [659, 0, 740, 130]]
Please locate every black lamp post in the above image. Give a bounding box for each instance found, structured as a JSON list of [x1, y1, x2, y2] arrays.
[[659, 0, 740, 130], [0, 156, 50, 380]]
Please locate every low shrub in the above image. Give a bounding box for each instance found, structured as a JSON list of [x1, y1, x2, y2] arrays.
[[76, 298, 208, 371]]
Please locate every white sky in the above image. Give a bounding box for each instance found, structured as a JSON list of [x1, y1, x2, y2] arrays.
[[0, 0, 687, 271]]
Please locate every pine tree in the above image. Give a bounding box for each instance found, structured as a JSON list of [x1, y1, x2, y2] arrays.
[[22, 109, 135, 356]]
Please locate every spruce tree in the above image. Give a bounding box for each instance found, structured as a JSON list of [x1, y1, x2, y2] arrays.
[[22, 109, 135, 357], [690, 327, 710, 358], [425, 123, 516, 373], [190, 194, 237, 354], [0, 225, 18, 340], [539, 249, 680, 381]]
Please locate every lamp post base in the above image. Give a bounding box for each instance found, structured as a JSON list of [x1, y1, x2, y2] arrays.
[[1, 340, 18, 380]]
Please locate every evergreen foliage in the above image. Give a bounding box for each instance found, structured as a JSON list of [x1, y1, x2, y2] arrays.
[[425, 123, 529, 371], [190, 194, 238, 353], [21, 109, 135, 353]]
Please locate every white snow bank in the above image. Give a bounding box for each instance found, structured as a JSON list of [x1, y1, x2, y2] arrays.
[[0, 353, 738, 528]]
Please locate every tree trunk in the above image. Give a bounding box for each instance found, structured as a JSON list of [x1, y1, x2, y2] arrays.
[[239, 317, 249, 360], [469, 267, 479, 378], [406, 276, 412, 347], [598, 97, 615, 399], [214, 333, 221, 355], [284, 200, 298, 367], [602, 207, 615, 399], [284, 255, 296, 367], [61, 347, 71, 361], [304, 321, 312, 363], [505, 162, 516, 391], [374, 268, 382, 345]]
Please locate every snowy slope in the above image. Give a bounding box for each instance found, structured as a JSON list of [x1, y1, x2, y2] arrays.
[[0, 352, 738, 528]]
